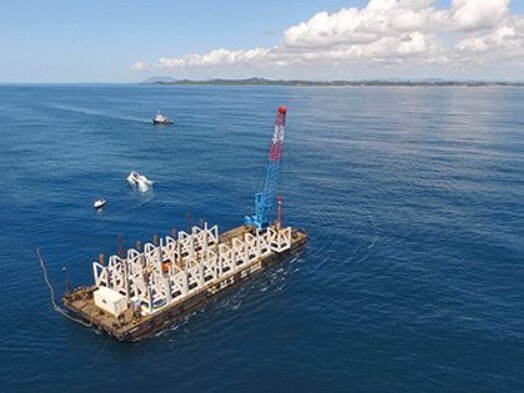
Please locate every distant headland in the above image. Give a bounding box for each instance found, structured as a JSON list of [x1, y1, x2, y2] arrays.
[[142, 77, 524, 87]]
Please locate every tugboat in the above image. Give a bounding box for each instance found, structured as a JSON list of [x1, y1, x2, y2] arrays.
[[152, 111, 173, 125]]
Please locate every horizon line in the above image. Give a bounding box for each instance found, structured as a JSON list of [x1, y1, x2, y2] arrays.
[[1, 78, 524, 85]]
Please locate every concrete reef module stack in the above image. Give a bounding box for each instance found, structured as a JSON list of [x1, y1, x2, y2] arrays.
[[63, 223, 307, 341]]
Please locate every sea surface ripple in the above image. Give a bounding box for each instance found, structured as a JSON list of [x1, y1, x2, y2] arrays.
[[0, 85, 523, 392]]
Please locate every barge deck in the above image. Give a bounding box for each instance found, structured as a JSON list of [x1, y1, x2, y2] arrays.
[[62, 224, 307, 341]]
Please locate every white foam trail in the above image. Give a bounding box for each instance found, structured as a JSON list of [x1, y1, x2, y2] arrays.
[[138, 182, 150, 192]]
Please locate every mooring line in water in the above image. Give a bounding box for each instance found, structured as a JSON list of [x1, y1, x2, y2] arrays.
[[62, 334, 112, 393], [36, 247, 92, 328], [89, 335, 111, 369]]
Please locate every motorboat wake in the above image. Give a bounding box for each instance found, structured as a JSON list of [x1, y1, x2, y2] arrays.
[[127, 171, 153, 192]]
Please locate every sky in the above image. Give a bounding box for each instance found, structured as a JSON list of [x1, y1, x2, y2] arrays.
[[0, 0, 523, 82]]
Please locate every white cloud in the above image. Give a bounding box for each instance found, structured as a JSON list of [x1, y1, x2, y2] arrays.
[[131, 61, 149, 71], [449, 0, 510, 31], [155, 48, 271, 68], [455, 19, 524, 65], [132, 0, 524, 79]]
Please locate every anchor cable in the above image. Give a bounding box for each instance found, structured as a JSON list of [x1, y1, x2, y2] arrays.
[[36, 247, 92, 327]]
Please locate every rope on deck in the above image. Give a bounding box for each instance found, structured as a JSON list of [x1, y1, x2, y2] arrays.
[[36, 247, 92, 328]]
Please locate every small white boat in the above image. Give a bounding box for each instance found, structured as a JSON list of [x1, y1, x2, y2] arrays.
[[152, 111, 173, 125], [127, 171, 153, 191], [94, 198, 106, 209], [127, 171, 139, 185]]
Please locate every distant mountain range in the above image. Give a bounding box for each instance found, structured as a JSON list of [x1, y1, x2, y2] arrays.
[[142, 77, 524, 87], [142, 76, 179, 83]]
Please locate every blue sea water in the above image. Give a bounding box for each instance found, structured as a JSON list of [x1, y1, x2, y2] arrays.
[[0, 84, 523, 392]]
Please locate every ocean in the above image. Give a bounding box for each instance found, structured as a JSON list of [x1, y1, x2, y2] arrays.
[[1, 84, 523, 392]]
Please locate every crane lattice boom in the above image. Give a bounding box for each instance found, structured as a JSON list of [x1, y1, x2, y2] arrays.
[[245, 106, 287, 229]]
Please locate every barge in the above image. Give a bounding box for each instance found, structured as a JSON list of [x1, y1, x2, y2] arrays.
[[62, 223, 307, 341]]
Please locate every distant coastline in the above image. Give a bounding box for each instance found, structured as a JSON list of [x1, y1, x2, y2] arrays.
[[142, 77, 524, 87]]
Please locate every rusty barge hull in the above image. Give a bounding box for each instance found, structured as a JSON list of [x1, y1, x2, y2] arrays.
[[62, 225, 307, 342]]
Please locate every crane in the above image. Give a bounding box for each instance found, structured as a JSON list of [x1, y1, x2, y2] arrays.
[[245, 105, 287, 229]]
